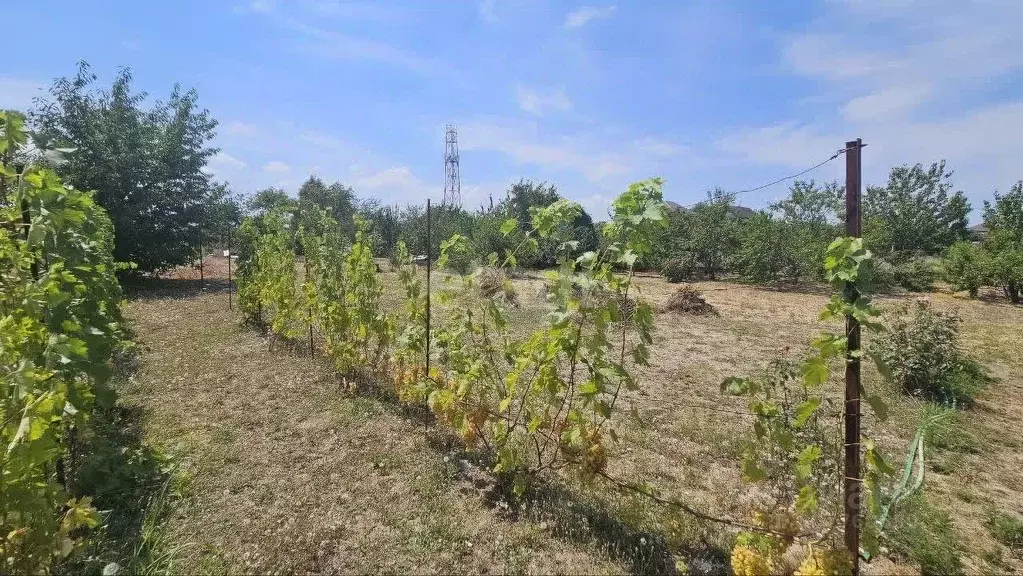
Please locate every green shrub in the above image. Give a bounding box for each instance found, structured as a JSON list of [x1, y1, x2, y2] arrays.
[[870, 300, 991, 406], [660, 255, 697, 283], [942, 241, 990, 297], [863, 256, 897, 293], [894, 256, 938, 292], [989, 248, 1023, 303], [444, 247, 474, 276]]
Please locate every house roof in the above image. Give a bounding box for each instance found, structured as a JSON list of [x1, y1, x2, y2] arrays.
[[665, 200, 756, 218]]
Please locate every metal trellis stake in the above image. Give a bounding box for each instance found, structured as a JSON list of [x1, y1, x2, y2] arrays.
[[306, 256, 314, 357], [425, 198, 431, 377], [227, 228, 233, 311], [844, 138, 864, 574], [198, 220, 205, 291]]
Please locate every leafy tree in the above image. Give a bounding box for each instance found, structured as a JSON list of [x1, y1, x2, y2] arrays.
[[498, 179, 597, 267], [942, 241, 990, 298], [982, 181, 1023, 303], [204, 183, 244, 241], [983, 181, 1023, 249], [31, 62, 220, 274], [246, 187, 295, 218], [756, 180, 845, 283], [684, 189, 740, 280], [863, 161, 970, 257], [734, 212, 792, 283], [298, 176, 357, 239], [770, 179, 843, 225], [989, 249, 1023, 304]]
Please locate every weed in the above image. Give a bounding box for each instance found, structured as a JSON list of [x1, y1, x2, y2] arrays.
[[987, 510, 1023, 552], [886, 494, 962, 575]]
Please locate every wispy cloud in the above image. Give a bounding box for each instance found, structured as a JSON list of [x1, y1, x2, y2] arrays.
[[204, 152, 249, 178], [718, 0, 1023, 211], [244, 0, 452, 78], [564, 5, 616, 29], [516, 84, 571, 115], [262, 160, 290, 173]]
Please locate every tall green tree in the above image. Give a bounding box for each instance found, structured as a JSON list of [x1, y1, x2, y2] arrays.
[[768, 179, 843, 281], [246, 187, 295, 218], [983, 181, 1023, 303], [499, 179, 598, 268], [297, 176, 357, 239], [684, 188, 740, 280], [31, 62, 220, 273], [863, 161, 970, 257]]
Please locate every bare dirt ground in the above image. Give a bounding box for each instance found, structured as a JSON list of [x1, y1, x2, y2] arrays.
[[120, 257, 1023, 575]]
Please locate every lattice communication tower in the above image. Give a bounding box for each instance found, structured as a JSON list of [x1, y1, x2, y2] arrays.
[[443, 124, 460, 207]]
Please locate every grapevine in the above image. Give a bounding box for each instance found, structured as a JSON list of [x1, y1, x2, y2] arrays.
[[1, 111, 129, 572]]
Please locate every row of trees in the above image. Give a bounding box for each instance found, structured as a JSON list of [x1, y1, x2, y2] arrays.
[[17, 62, 1022, 305], [245, 177, 600, 272]]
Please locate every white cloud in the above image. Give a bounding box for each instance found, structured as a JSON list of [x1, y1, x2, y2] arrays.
[[516, 85, 571, 115], [248, 0, 276, 14], [355, 166, 421, 190], [302, 1, 405, 20], [0, 77, 45, 111], [564, 5, 616, 29], [841, 84, 931, 123], [223, 121, 259, 137], [247, 2, 453, 79], [718, 0, 1023, 214], [459, 117, 633, 184], [262, 160, 291, 173], [633, 137, 686, 158], [204, 152, 248, 177]]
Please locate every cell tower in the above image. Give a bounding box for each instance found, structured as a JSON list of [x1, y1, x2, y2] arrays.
[[443, 124, 461, 207]]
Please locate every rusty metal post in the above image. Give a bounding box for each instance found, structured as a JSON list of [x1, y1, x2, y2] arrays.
[[425, 199, 431, 376], [227, 229, 233, 310], [844, 138, 863, 573], [306, 256, 314, 357], [198, 220, 205, 290]]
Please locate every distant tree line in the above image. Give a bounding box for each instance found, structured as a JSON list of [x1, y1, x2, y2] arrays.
[[15, 62, 1023, 303]]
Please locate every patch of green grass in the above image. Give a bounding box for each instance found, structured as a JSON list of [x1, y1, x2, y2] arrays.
[[886, 494, 963, 575], [987, 510, 1023, 552], [922, 405, 981, 474]]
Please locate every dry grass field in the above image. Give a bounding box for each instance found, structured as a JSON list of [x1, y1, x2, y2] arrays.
[[117, 256, 1023, 575]]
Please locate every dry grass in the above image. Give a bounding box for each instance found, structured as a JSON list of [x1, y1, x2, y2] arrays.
[[121, 257, 1023, 575]]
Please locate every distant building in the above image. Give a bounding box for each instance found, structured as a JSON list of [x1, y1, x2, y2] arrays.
[[665, 200, 756, 219], [968, 223, 989, 243]]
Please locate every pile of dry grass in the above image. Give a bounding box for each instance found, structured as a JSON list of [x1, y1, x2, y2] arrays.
[[476, 267, 519, 306], [661, 284, 716, 315]]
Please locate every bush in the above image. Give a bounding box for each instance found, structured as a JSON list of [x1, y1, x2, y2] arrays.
[[870, 300, 990, 406], [894, 257, 938, 292], [942, 241, 990, 297], [444, 247, 474, 276], [989, 248, 1023, 303], [661, 255, 697, 283], [863, 256, 897, 293]]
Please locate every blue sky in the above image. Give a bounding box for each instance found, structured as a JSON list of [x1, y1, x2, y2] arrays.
[[3, 1, 1022, 222]]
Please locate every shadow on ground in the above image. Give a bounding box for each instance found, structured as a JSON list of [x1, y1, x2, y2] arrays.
[[121, 276, 233, 302], [59, 344, 178, 575], [321, 356, 730, 575]]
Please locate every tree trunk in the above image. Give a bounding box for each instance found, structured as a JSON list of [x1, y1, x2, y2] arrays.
[[1007, 283, 1022, 304]]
